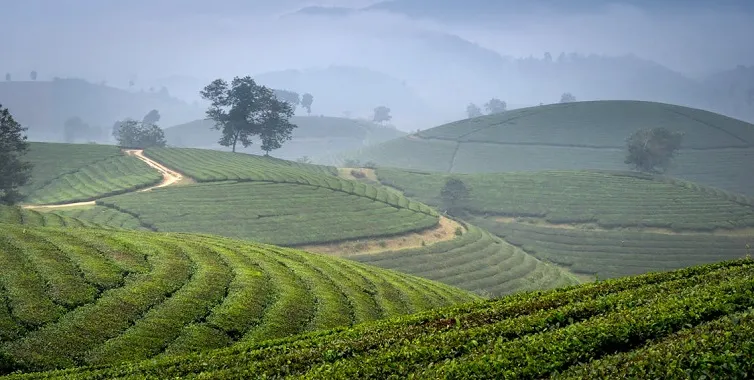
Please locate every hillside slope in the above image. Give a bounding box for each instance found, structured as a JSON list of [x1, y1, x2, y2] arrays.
[[343, 100, 754, 196], [0, 224, 477, 374], [12, 259, 754, 379], [164, 116, 406, 160]]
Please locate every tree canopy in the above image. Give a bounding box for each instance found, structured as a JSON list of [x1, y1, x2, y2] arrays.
[[440, 177, 470, 216], [625, 127, 684, 173], [200, 76, 297, 153], [112, 119, 167, 148], [142, 109, 161, 125], [466, 103, 483, 118], [63, 116, 95, 143], [560, 92, 577, 103], [484, 98, 507, 114], [0, 104, 32, 205], [273, 89, 300, 110], [373, 106, 392, 124], [301, 93, 314, 115]]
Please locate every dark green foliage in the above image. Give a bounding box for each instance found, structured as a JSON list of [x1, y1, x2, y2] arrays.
[[141, 109, 160, 125], [373, 106, 391, 124], [201, 77, 297, 153], [0, 105, 32, 205], [112, 120, 166, 149], [440, 177, 469, 215], [625, 127, 684, 172]]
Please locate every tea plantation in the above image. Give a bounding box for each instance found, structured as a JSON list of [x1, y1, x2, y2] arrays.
[[351, 223, 580, 297], [0, 206, 101, 229], [10, 259, 753, 379], [21, 143, 162, 205], [338, 100, 754, 196], [0, 224, 477, 374]]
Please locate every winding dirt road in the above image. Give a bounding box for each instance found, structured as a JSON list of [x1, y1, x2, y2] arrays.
[[23, 149, 184, 210]]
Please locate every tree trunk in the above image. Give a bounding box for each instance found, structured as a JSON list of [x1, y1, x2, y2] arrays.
[[231, 133, 239, 153]]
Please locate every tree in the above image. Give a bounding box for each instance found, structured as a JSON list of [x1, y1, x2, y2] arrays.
[[560, 92, 576, 103], [466, 103, 483, 118], [112, 119, 167, 148], [625, 127, 683, 173], [63, 116, 91, 143], [301, 93, 314, 115], [273, 89, 300, 110], [4, 73, 10, 81], [484, 98, 507, 114], [30, 71, 37, 81], [0, 104, 33, 205], [200, 76, 297, 153], [142, 109, 161, 125], [440, 177, 470, 215], [373, 106, 392, 124]]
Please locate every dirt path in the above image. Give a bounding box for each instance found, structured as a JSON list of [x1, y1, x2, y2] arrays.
[[300, 216, 464, 257], [23, 149, 186, 210]]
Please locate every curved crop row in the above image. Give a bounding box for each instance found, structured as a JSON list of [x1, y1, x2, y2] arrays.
[[50, 206, 147, 231], [0, 224, 477, 374], [24, 155, 162, 205], [98, 181, 439, 246], [351, 223, 580, 297], [15, 259, 754, 379], [0, 206, 101, 229], [144, 148, 437, 216], [476, 218, 753, 279], [377, 167, 754, 230]]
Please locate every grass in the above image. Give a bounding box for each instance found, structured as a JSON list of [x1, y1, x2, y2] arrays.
[[21, 143, 162, 205], [0, 223, 477, 374], [350, 223, 580, 297], [338, 100, 754, 196], [9, 258, 754, 379], [0, 206, 101, 229], [97, 181, 439, 246], [377, 168, 754, 231]]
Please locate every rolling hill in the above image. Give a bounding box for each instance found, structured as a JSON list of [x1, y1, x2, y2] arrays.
[[374, 168, 754, 278], [164, 116, 406, 160], [0, 223, 477, 374], [21, 143, 162, 205], [341, 100, 754, 196], [9, 258, 753, 379]]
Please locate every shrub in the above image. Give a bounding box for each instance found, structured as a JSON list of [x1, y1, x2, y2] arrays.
[[351, 170, 366, 179]]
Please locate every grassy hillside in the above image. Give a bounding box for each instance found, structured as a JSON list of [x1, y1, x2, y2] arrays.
[[0, 224, 477, 374], [375, 168, 754, 278], [164, 116, 406, 160], [351, 223, 580, 297], [22, 143, 162, 205], [341, 100, 754, 196], [0, 206, 101, 229], [13, 259, 754, 379]]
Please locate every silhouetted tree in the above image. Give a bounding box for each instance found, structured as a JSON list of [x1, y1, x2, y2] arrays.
[[440, 177, 470, 215], [301, 93, 314, 115], [201, 76, 297, 153], [0, 104, 33, 205], [142, 109, 161, 125], [4, 73, 10, 82], [273, 89, 300, 110], [30, 71, 37, 81], [625, 127, 683, 173], [466, 103, 483, 118], [63, 116, 91, 143], [484, 98, 507, 114], [560, 92, 576, 103], [373, 106, 392, 124], [112, 119, 166, 148], [543, 52, 552, 62]]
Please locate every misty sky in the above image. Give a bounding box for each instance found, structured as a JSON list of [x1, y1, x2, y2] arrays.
[[2, 1, 753, 85]]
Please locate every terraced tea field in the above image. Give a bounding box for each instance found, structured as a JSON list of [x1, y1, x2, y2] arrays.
[[351, 223, 579, 296], [15, 259, 754, 379], [0, 224, 477, 373], [378, 168, 754, 231], [51, 206, 147, 231], [21, 143, 162, 205], [0, 206, 101, 229], [98, 181, 439, 246], [339, 100, 754, 196]]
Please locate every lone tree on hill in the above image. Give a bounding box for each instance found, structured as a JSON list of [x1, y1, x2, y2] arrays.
[[466, 103, 483, 118], [301, 93, 314, 115], [142, 109, 161, 125], [625, 127, 684, 173], [484, 98, 507, 114], [201, 76, 297, 153], [4, 73, 10, 81], [440, 177, 470, 216], [373, 106, 392, 124], [0, 104, 33, 205], [112, 119, 167, 148], [560, 92, 576, 103], [30, 71, 37, 81]]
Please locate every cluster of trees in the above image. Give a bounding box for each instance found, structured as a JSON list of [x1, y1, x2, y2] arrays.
[[0, 104, 32, 205], [560, 92, 576, 103], [201, 76, 298, 154], [4, 71, 38, 81], [466, 98, 507, 118], [272, 89, 315, 115], [111, 109, 166, 148]]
